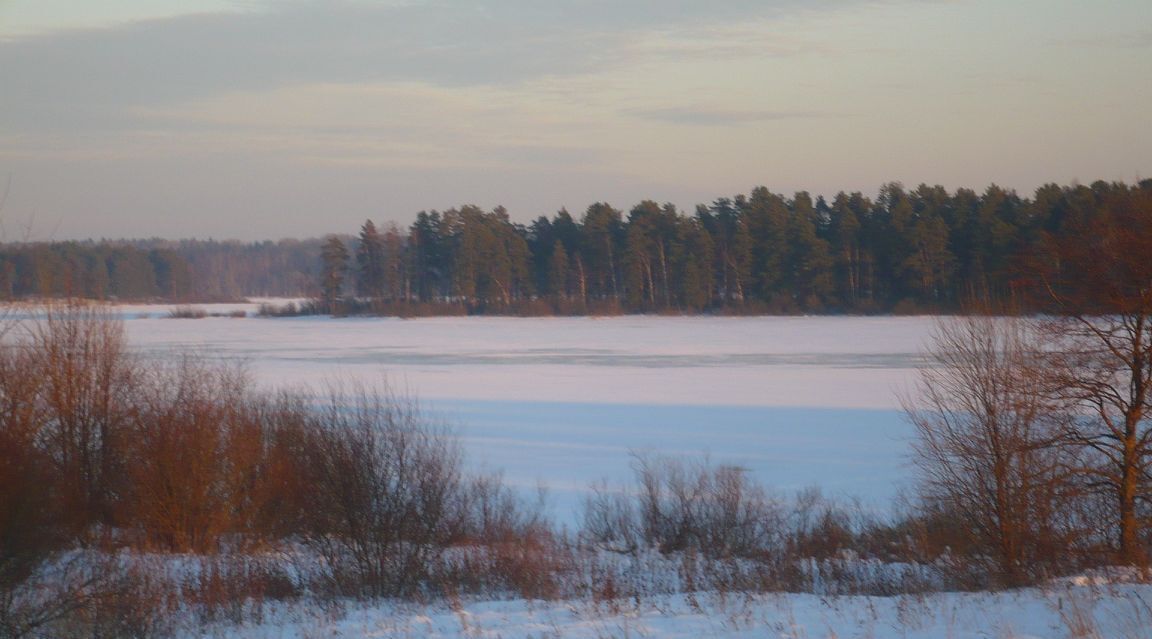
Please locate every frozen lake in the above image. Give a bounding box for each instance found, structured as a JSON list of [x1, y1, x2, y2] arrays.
[[108, 306, 939, 517]]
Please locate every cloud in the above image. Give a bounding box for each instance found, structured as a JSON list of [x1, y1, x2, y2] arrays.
[[628, 107, 838, 127], [1049, 29, 1152, 49], [626, 23, 829, 62], [0, 0, 863, 133]]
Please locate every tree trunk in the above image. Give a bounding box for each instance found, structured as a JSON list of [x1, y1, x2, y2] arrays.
[[1119, 424, 1143, 564]]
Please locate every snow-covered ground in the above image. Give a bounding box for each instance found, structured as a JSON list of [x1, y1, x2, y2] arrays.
[[200, 585, 1152, 639]]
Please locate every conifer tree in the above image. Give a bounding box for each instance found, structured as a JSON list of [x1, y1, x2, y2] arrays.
[[320, 235, 349, 314], [356, 220, 386, 303]]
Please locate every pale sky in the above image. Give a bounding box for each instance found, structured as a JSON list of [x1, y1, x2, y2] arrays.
[[0, 0, 1149, 240]]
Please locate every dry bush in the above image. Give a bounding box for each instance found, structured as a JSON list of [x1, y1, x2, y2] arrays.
[[0, 303, 313, 633], [580, 458, 971, 597], [786, 487, 859, 560], [237, 390, 316, 541], [27, 303, 137, 536], [631, 455, 784, 559], [0, 428, 66, 637], [1, 302, 570, 611], [582, 480, 640, 554], [123, 361, 327, 553], [123, 356, 256, 552], [0, 345, 63, 590], [582, 455, 786, 559], [297, 383, 463, 598], [579, 456, 814, 596], [452, 472, 548, 545], [292, 384, 567, 600], [0, 304, 163, 636], [255, 300, 325, 317], [178, 553, 299, 627], [438, 474, 569, 599], [437, 528, 573, 601], [166, 305, 207, 319], [0, 553, 173, 639], [479, 529, 571, 600]]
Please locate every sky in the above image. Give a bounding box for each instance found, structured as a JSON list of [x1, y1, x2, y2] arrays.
[[0, 0, 1149, 241]]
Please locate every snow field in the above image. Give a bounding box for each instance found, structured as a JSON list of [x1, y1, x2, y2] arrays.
[[196, 585, 1152, 639], [114, 311, 935, 515]]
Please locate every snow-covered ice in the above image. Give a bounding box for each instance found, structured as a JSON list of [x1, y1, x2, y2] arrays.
[[121, 312, 932, 410], [108, 310, 936, 516]]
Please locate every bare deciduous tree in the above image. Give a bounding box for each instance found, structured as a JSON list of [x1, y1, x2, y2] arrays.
[[905, 315, 1068, 585], [1031, 188, 1152, 565]]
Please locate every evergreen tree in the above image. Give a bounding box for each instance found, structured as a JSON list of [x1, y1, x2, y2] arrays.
[[382, 223, 406, 302], [580, 203, 623, 302], [548, 240, 569, 306], [527, 215, 556, 297], [828, 192, 863, 307], [319, 235, 350, 314], [408, 211, 445, 302], [356, 220, 386, 302], [676, 216, 714, 311], [741, 188, 791, 307], [786, 192, 834, 311]]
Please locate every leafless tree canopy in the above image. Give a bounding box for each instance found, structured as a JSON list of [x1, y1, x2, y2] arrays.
[[1027, 188, 1152, 565], [905, 315, 1072, 585]]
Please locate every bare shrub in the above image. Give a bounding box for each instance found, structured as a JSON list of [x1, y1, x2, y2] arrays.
[[298, 383, 462, 598], [438, 528, 572, 601], [0, 443, 67, 636], [452, 472, 548, 545], [438, 474, 568, 599], [26, 303, 137, 536], [0, 304, 167, 636], [179, 553, 299, 627], [255, 300, 324, 317], [0, 553, 173, 639], [123, 356, 256, 553], [0, 346, 62, 587], [787, 487, 859, 560], [583, 455, 785, 564], [237, 390, 316, 541], [166, 305, 207, 319], [633, 455, 784, 559], [582, 480, 640, 554]]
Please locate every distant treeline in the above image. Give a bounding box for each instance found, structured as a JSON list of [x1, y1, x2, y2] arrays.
[[2, 179, 1148, 311], [0, 238, 321, 301], [322, 179, 1152, 314]]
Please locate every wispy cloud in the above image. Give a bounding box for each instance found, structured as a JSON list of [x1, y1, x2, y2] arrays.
[[1049, 29, 1152, 49], [0, 0, 863, 133], [626, 23, 829, 62], [628, 107, 839, 126]]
